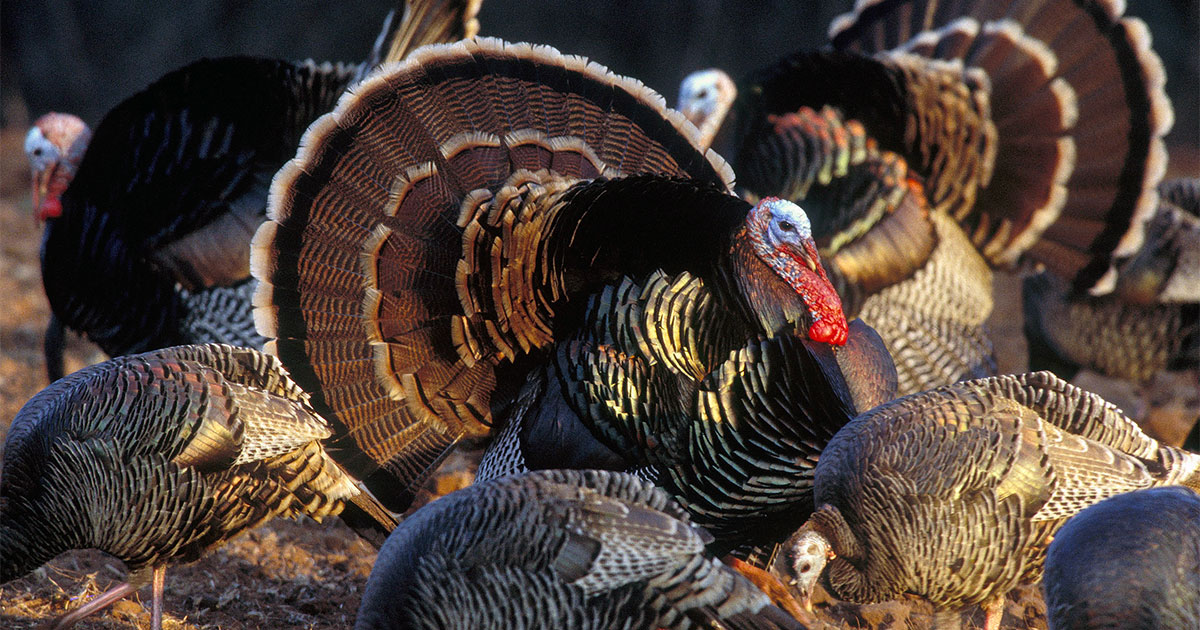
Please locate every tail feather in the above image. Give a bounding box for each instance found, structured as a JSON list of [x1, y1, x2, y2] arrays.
[[383, 0, 482, 65], [829, 0, 1172, 292], [253, 38, 733, 512], [341, 488, 401, 548], [358, 0, 483, 82]]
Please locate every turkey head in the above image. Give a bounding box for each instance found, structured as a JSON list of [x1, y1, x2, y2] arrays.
[[24, 112, 91, 222]]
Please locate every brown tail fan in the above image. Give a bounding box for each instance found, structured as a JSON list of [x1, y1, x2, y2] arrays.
[[828, 0, 1173, 291], [252, 38, 741, 510]]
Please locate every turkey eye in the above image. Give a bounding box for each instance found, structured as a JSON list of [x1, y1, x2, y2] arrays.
[[779, 221, 794, 232], [33, 148, 43, 157], [800, 563, 812, 573]]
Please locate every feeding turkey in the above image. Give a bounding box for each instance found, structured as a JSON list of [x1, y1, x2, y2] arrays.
[[1041, 486, 1200, 630], [0, 344, 396, 630], [24, 0, 482, 383], [771, 371, 1200, 630], [356, 469, 809, 630], [676, 0, 1173, 396]]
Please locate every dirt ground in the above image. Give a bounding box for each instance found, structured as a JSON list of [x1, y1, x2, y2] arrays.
[[0, 97, 1191, 628]]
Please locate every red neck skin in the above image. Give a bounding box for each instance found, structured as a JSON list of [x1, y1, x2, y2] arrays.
[[740, 202, 848, 346], [783, 240, 847, 346], [34, 164, 72, 221]]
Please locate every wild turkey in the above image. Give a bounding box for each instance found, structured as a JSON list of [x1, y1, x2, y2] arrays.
[[0, 344, 396, 630], [251, 37, 900, 553], [1042, 486, 1200, 630], [474, 316, 896, 550], [24, 0, 482, 382], [676, 0, 1173, 395], [678, 69, 737, 150], [770, 371, 1200, 630], [356, 469, 807, 630], [1024, 177, 1199, 445]]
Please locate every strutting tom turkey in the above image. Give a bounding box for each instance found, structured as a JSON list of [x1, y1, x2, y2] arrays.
[[676, 0, 1173, 395], [771, 371, 1200, 630], [24, 0, 482, 382], [0, 344, 396, 630], [356, 469, 808, 630], [251, 37, 898, 553]]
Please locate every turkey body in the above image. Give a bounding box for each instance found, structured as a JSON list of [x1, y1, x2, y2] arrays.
[[1024, 177, 1199, 445], [772, 371, 1200, 630], [477, 316, 895, 550], [0, 344, 388, 628], [251, 36, 896, 555], [31, 0, 482, 381], [1025, 178, 1199, 382], [1042, 486, 1200, 630], [680, 0, 1173, 395], [355, 469, 804, 630], [38, 58, 356, 369]]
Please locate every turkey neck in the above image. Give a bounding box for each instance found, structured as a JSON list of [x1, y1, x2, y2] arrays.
[[805, 505, 888, 604], [0, 517, 63, 582], [720, 228, 814, 339], [1, 436, 212, 585], [0, 484, 121, 583], [1, 458, 157, 584]]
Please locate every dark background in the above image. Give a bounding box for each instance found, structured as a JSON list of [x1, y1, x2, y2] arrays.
[[2, 0, 1197, 173]]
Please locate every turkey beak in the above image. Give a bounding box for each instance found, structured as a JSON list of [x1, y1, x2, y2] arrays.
[[780, 235, 821, 275], [798, 239, 821, 273], [785, 576, 814, 613]]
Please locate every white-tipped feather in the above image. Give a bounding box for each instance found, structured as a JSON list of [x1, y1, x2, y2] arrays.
[[979, 19, 1058, 76], [249, 220, 280, 339]]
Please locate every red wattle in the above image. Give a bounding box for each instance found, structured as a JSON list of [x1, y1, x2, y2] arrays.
[[809, 316, 847, 346], [802, 273, 848, 346], [792, 246, 848, 346], [39, 197, 63, 221]]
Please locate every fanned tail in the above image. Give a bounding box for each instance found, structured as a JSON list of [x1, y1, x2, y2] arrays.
[[252, 38, 733, 511], [828, 0, 1173, 292]]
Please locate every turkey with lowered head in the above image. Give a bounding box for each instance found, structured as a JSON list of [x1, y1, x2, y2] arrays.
[[356, 469, 809, 630], [0, 344, 396, 630], [1042, 486, 1200, 630], [772, 371, 1200, 630]]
